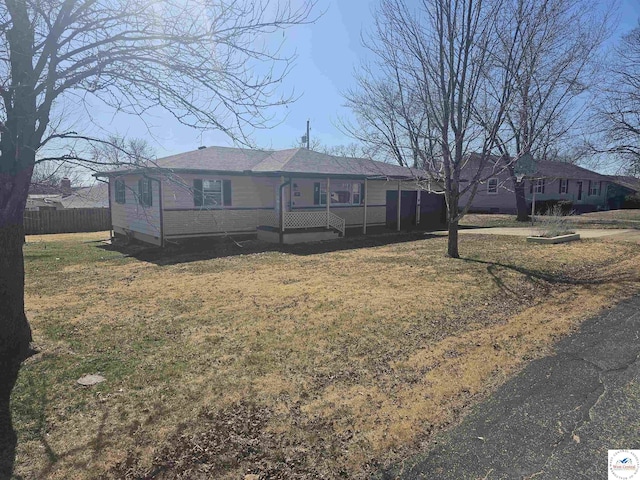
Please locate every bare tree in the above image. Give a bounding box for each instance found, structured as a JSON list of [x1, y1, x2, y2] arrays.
[[291, 136, 371, 158], [591, 22, 640, 175], [345, 0, 520, 258], [0, 0, 314, 475], [30, 161, 83, 190], [493, 0, 613, 220], [89, 135, 156, 168], [343, 72, 435, 168]]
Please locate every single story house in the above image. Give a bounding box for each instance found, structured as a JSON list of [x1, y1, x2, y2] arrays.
[[462, 155, 636, 214], [95, 146, 446, 246]]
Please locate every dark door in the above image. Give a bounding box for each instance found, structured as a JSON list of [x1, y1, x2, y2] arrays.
[[418, 192, 447, 230], [386, 190, 418, 230], [577, 181, 583, 201], [387, 190, 446, 230]]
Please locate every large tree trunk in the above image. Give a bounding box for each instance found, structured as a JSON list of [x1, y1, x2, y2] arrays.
[[506, 163, 529, 222], [0, 168, 34, 478], [514, 179, 529, 222], [447, 217, 459, 258], [446, 194, 460, 258]]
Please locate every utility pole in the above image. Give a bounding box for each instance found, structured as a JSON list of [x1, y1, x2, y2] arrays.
[[305, 119, 310, 149]]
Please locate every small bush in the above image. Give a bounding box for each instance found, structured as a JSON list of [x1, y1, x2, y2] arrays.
[[535, 205, 576, 238], [533, 199, 573, 215], [623, 194, 640, 209]]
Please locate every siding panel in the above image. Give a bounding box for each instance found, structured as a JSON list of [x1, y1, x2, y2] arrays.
[[110, 176, 161, 239], [164, 209, 262, 236], [162, 174, 277, 209]]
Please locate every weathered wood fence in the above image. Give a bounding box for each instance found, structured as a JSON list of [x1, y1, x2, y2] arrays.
[[23, 208, 111, 234]]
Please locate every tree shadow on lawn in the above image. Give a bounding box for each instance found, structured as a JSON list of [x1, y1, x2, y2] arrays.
[[12, 367, 112, 480], [461, 257, 640, 295], [98, 230, 445, 267]]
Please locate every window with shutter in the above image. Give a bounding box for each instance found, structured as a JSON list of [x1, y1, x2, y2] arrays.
[[138, 178, 152, 206], [194, 178, 229, 207], [533, 179, 544, 194], [115, 180, 126, 204]]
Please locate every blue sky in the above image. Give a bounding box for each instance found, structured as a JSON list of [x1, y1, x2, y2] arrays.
[[87, 0, 640, 159]]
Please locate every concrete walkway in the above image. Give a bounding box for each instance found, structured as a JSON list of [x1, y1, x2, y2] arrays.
[[379, 296, 640, 480], [457, 227, 640, 242]]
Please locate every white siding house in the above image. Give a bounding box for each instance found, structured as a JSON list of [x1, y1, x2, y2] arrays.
[[98, 146, 443, 246]]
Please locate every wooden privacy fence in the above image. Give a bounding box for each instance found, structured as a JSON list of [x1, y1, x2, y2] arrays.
[[23, 208, 111, 234]]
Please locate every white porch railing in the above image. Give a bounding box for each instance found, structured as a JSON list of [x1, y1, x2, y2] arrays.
[[283, 211, 345, 235], [327, 212, 346, 235]]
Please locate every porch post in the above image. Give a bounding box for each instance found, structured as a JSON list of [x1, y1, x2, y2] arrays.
[[397, 179, 402, 232], [415, 186, 421, 226], [326, 176, 330, 229], [363, 178, 368, 234], [280, 175, 286, 233], [531, 187, 536, 226]]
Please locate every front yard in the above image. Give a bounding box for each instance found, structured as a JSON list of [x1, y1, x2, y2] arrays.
[[462, 209, 640, 229], [13, 231, 640, 479]]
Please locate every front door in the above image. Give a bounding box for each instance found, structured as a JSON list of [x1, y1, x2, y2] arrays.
[[577, 181, 583, 201]]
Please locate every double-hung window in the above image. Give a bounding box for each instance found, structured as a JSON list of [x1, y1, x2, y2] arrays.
[[559, 179, 568, 194], [487, 178, 498, 194], [194, 179, 232, 207], [531, 179, 545, 194], [115, 179, 126, 204], [138, 178, 152, 207], [588, 181, 601, 196], [352, 183, 362, 204]]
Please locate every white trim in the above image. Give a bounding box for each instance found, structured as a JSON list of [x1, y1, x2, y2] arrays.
[[534, 179, 545, 194]]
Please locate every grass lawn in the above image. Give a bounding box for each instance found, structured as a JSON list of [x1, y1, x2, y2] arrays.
[[461, 209, 640, 230], [13, 231, 640, 479]]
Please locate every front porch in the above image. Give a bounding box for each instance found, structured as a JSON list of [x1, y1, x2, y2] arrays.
[[255, 176, 443, 244], [257, 210, 346, 244]]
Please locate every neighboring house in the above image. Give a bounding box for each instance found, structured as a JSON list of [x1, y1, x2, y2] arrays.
[[95, 146, 446, 246], [61, 182, 110, 209], [27, 178, 109, 210], [605, 175, 640, 209], [25, 194, 65, 211], [26, 177, 71, 210], [462, 155, 635, 214]]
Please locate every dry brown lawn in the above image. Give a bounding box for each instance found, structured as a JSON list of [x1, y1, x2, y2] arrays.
[[14, 232, 640, 479], [462, 209, 640, 229]]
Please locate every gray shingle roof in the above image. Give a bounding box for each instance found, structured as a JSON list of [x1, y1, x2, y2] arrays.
[[97, 146, 419, 179], [532, 160, 610, 181], [61, 183, 110, 208], [606, 175, 640, 192]]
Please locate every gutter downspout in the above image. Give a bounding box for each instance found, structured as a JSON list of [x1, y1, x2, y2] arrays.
[[279, 179, 291, 245]]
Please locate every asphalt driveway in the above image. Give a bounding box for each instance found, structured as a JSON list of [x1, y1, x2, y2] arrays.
[[379, 296, 640, 479]]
